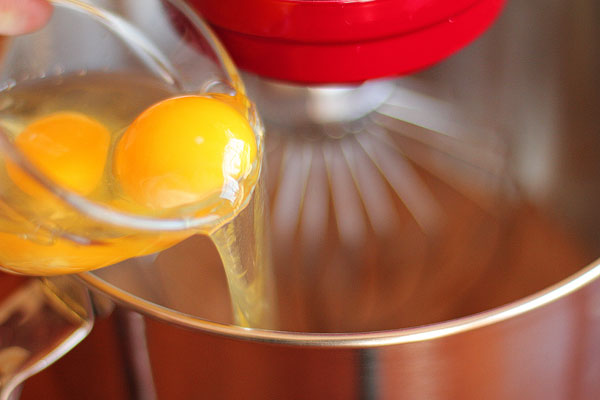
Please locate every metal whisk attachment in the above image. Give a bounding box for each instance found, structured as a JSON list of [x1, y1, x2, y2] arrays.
[[247, 76, 517, 332]]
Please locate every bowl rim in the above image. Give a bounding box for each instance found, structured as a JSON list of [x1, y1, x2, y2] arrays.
[[79, 256, 600, 348]]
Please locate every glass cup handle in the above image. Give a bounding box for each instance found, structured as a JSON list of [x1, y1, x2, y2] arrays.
[[0, 276, 94, 400]]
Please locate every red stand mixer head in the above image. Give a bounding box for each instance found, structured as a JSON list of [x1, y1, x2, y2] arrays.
[[188, 0, 506, 84]]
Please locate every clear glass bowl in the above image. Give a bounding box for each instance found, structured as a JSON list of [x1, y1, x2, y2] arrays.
[[0, 0, 267, 396], [0, 0, 264, 275]]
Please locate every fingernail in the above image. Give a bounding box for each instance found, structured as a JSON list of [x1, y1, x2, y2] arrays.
[[0, 0, 52, 36], [0, 11, 22, 35]]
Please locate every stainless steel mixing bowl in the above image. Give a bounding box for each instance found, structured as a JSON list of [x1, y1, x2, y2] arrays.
[[71, 0, 600, 398]]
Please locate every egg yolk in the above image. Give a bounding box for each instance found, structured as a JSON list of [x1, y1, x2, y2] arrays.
[[114, 95, 257, 210], [6, 111, 110, 197]]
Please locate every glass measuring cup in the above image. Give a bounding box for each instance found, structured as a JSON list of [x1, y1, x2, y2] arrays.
[[0, 0, 272, 397]]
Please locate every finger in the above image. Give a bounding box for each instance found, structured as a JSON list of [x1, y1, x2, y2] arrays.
[[0, 0, 52, 36]]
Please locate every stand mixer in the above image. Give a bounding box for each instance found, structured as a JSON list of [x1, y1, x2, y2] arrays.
[[5, 0, 600, 399], [189, 0, 505, 84]]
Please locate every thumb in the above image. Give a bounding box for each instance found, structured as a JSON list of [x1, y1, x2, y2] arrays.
[[0, 0, 52, 36]]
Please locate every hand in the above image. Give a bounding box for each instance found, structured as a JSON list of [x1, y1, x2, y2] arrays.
[[0, 0, 52, 35]]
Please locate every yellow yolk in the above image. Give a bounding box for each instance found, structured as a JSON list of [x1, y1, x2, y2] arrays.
[[0, 228, 186, 275], [6, 111, 110, 197], [114, 95, 257, 210]]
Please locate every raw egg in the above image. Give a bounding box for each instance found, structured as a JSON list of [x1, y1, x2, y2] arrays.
[[6, 111, 110, 197], [114, 95, 257, 210]]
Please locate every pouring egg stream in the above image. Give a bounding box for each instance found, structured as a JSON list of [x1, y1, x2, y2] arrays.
[[0, 94, 259, 275]]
